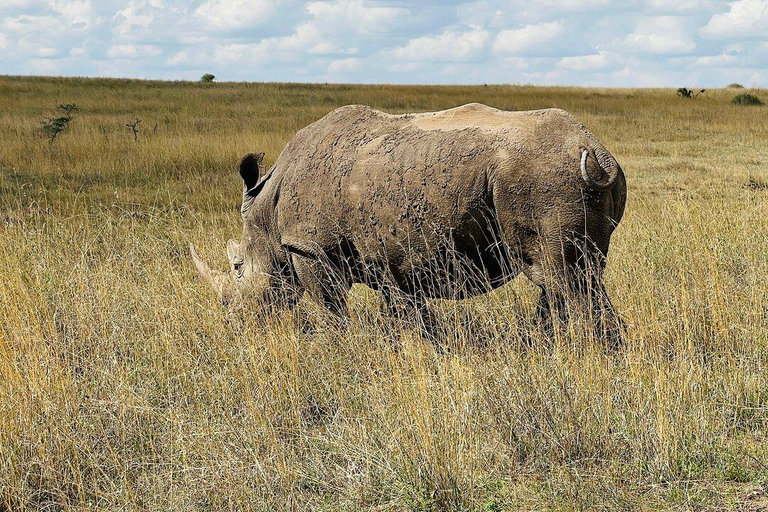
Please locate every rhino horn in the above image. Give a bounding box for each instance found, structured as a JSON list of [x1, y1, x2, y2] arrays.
[[190, 243, 235, 304]]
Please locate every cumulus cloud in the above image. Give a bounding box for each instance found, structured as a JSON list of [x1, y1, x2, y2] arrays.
[[618, 16, 697, 54], [493, 21, 565, 55], [112, 1, 156, 38], [700, 0, 768, 39], [327, 56, 360, 74], [0, 0, 765, 86], [693, 53, 739, 66], [535, 0, 614, 10], [2, 14, 64, 34], [646, 0, 708, 13], [0, 0, 46, 10], [557, 53, 612, 71], [107, 44, 163, 59], [47, 0, 92, 27], [503, 56, 530, 70], [306, 0, 407, 34], [17, 38, 60, 57], [391, 26, 489, 62], [195, 0, 275, 31]]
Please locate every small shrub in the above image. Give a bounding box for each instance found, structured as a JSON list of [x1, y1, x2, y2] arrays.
[[732, 93, 763, 106], [727, 83, 744, 89], [200, 73, 215, 83], [126, 118, 141, 141], [40, 103, 77, 141], [742, 178, 767, 191], [677, 87, 705, 99]]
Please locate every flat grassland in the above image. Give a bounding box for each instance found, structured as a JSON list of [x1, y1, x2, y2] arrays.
[[1, 76, 766, 511]]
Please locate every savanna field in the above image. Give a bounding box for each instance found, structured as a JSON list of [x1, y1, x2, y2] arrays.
[[0, 76, 766, 511]]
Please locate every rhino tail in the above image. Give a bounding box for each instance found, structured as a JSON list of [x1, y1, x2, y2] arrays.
[[580, 146, 620, 191]]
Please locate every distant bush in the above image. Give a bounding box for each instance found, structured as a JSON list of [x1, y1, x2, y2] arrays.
[[40, 103, 77, 141], [200, 73, 216, 83], [732, 93, 763, 106], [727, 83, 744, 89], [677, 87, 705, 99]]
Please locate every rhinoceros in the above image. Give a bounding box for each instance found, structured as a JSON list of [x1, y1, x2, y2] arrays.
[[191, 103, 627, 344]]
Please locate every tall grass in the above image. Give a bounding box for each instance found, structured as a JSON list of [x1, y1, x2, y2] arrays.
[[1, 76, 766, 511]]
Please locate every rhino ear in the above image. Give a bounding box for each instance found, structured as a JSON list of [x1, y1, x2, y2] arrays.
[[240, 152, 265, 192]]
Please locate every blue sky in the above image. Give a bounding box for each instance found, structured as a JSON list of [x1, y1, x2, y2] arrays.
[[1, 0, 767, 87]]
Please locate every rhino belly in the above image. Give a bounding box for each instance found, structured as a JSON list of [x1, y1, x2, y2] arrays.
[[349, 207, 521, 300]]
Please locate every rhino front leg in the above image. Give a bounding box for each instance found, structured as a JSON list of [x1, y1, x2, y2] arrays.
[[582, 276, 625, 349], [533, 270, 624, 349], [290, 253, 351, 319], [535, 287, 568, 339], [380, 285, 441, 345]]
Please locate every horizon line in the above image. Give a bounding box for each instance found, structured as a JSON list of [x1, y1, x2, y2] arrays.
[[1, 74, 752, 91]]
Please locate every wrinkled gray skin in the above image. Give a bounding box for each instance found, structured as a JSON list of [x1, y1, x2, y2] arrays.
[[191, 103, 627, 345]]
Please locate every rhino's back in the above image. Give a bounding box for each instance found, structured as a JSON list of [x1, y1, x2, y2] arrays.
[[279, 102, 579, 165], [273, 103, 589, 255]]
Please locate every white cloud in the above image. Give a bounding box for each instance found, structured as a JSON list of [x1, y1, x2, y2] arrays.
[[112, 1, 156, 37], [461, 0, 637, 24], [162, 17, 351, 70], [646, 0, 708, 13], [17, 38, 60, 57], [107, 44, 163, 59], [195, 0, 275, 31], [537, 0, 614, 9], [693, 54, 739, 66], [28, 57, 63, 72], [503, 56, 530, 70], [619, 16, 696, 54], [2, 14, 64, 34], [171, 0, 402, 69], [388, 61, 421, 73], [391, 27, 489, 62], [748, 71, 763, 86], [47, 0, 92, 27], [701, 0, 768, 39], [493, 21, 565, 55], [306, 0, 407, 34], [257, 21, 355, 57], [557, 53, 612, 71], [0, 0, 45, 10], [724, 42, 747, 54], [456, 2, 508, 29], [0, 0, 766, 87], [327, 57, 360, 74]]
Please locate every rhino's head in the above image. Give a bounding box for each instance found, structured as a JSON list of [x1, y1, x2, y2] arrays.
[[190, 152, 296, 309]]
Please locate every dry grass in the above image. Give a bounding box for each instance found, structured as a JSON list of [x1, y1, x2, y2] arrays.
[[1, 75, 767, 511]]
